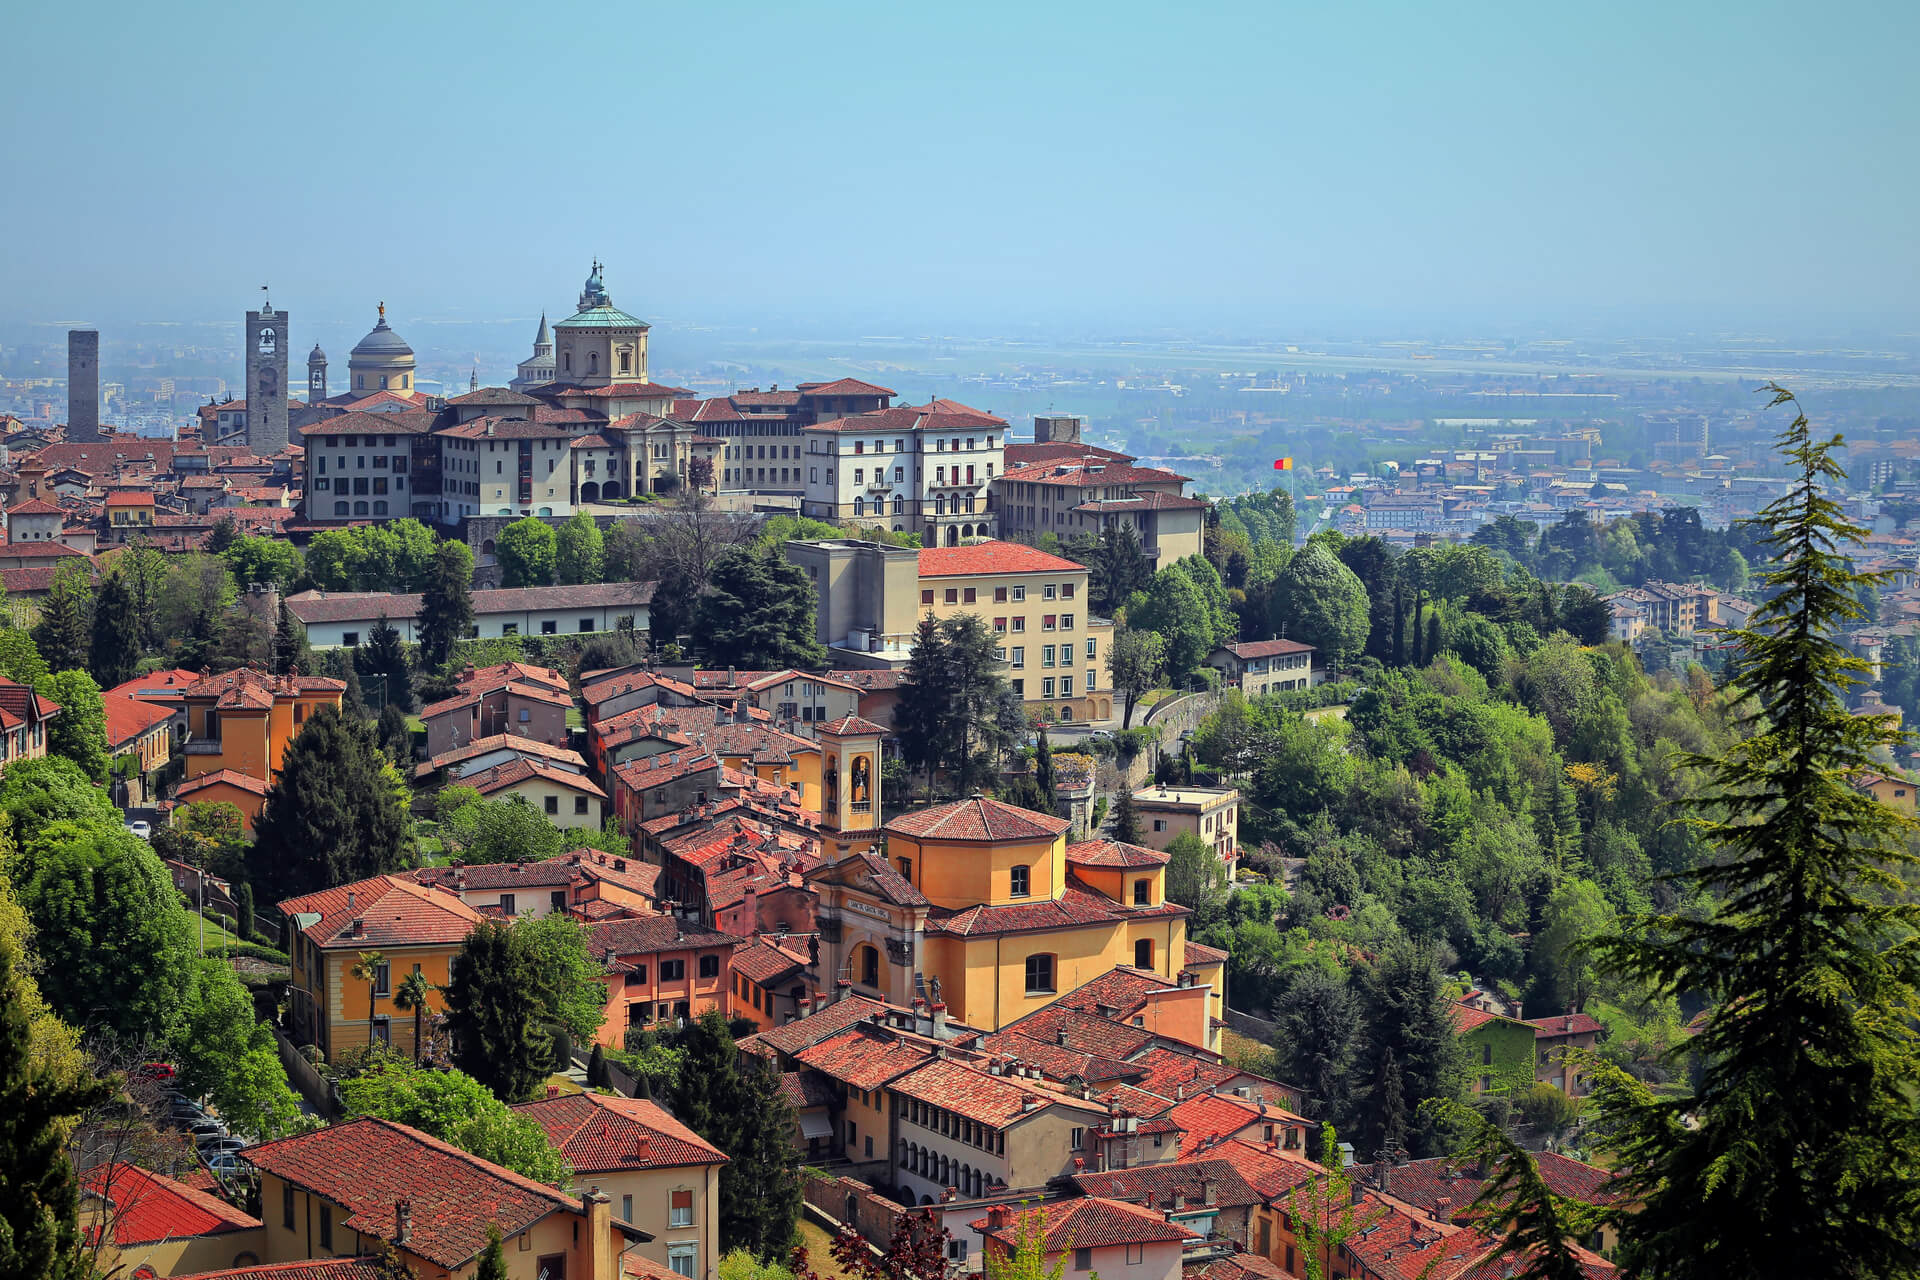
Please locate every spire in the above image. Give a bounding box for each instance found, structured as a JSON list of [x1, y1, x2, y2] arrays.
[[535, 312, 551, 346], [470, 369, 478, 391]]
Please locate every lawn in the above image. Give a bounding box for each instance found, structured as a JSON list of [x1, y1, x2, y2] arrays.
[[795, 1219, 855, 1280], [190, 911, 248, 950], [1220, 1027, 1276, 1075]]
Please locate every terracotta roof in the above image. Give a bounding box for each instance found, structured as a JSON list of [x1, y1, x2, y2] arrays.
[[278, 874, 483, 948], [925, 882, 1178, 939], [104, 490, 154, 507], [885, 795, 1069, 842], [780, 1070, 838, 1110], [1002, 1006, 1155, 1060], [1528, 1012, 1605, 1038], [973, 1030, 1141, 1084], [1073, 493, 1210, 513], [1372, 1152, 1624, 1218], [298, 409, 438, 438], [817, 713, 889, 736], [737, 995, 891, 1057], [1180, 1138, 1320, 1200], [916, 542, 1086, 578], [890, 1058, 1103, 1128], [436, 416, 580, 440], [1164, 1093, 1299, 1145], [1220, 638, 1316, 660], [0, 540, 87, 559], [419, 679, 574, 720], [467, 757, 607, 799], [1184, 1253, 1293, 1280], [405, 860, 583, 891], [512, 1092, 726, 1172], [586, 915, 740, 958], [795, 1025, 934, 1090], [7, 497, 64, 515], [181, 667, 345, 709], [1065, 838, 1169, 869], [175, 768, 271, 799], [447, 387, 541, 407], [80, 1162, 260, 1244], [799, 377, 897, 397], [1185, 942, 1229, 967], [1069, 1157, 1263, 1211], [417, 732, 586, 777], [1058, 966, 1186, 1020], [172, 1262, 388, 1280], [101, 693, 174, 749], [732, 935, 811, 984], [1000, 461, 1193, 489], [1449, 1001, 1533, 1036], [241, 1117, 581, 1270], [287, 581, 655, 625], [975, 1197, 1195, 1250]]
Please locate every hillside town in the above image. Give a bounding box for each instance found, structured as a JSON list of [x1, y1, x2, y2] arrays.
[[1, 270, 1911, 1280]]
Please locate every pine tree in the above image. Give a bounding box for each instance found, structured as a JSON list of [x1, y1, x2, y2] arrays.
[[1374, 1048, 1407, 1159], [0, 933, 112, 1280], [1390, 588, 1406, 666], [444, 920, 551, 1103], [669, 1010, 739, 1145], [249, 705, 412, 901], [273, 599, 305, 675], [720, 1057, 802, 1259], [236, 881, 255, 943], [418, 542, 476, 673], [31, 561, 92, 674], [895, 616, 948, 798], [87, 570, 140, 689], [693, 545, 827, 671], [1110, 787, 1142, 843], [1585, 387, 1920, 1280], [356, 617, 413, 712], [1272, 967, 1357, 1125], [1353, 941, 1463, 1157], [377, 701, 414, 766], [474, 1224, 509, 1280]]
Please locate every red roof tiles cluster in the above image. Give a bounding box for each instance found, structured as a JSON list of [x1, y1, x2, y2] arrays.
[[885, 794, 1069, 842], [278, 874, 482, 949], [915, 541, 1085, 578], [975, 1196, 1195, 1251], [513, 1092, 726, 1172], [80, 1162, 260, 1245]]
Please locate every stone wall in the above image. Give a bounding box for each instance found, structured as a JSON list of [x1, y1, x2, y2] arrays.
[[802, 1172, 911, 1251]]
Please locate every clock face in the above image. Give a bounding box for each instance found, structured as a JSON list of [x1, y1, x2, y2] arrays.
[[257, 328, 277, 356]]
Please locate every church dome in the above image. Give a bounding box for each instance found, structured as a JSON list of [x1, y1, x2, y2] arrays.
[[350, 304, 413, 358], [309, 343, 326, 361]]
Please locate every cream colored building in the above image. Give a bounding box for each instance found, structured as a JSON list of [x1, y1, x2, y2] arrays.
[[515, 1093, 727, 1280], [800, 399, 1007, 545], [1131, 785, 1241, 879], [467, 757, 609, 830], [783, 538, 1114, 723]]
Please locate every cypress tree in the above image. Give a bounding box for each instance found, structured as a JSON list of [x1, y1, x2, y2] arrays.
[[1424, 608, 1442, 665], [273, 599, 304, 675], [249, 705, 411, 902], [444, 920, 551, 1103], [377, 701, 414, 766], [0, 935, 112, 1280], [418, 542, 476, 674], [1034, 726, 1056, 812], [585, 1041, 606, 1089], [721, 1057, 802, 1260], [1390, 588, 1405, 666], [669, 1010, 739, 1145], [474, 1224, 509, 1280], [88, 570, 140, 689], [1409, 594, 1426, 666], [356, 617, 413, 713], [1111, 787, 1142, 844], [1585, 387, 1920, 1279], [236, 881, 255, 943]]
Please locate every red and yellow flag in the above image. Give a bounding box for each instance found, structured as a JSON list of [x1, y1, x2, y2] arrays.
[[1273, 457, 1293, 471]]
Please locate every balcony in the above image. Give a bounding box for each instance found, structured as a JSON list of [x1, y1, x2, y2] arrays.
[[183, 740, 224, 756]]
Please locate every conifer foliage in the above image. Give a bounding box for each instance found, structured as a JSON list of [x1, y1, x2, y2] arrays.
[[248, 704, 412, 901], [670, 1011, 802, 1260], [1582, 386, 1920, 1279]]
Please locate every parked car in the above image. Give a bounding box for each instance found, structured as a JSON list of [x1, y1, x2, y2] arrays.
[[184, 1117, 227, 1141], [202, 1151, 251, 1178], [198, 1136, 249, 1158], [136, 1061, 175, 1082], [125, 820, 152, 839]]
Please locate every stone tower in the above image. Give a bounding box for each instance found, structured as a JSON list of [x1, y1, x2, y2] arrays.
[[1033, 413, 1084, 445], [307, 343, 328, 406], [245, 297, 290, 456], [815, 714, 886, 863], [67, 329, 99, 441]]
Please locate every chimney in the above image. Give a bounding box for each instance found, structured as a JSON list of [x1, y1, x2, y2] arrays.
[[1377, 1163, 1391, 1194], [1021, 1093, 1041, 1112], [1202, 1176, 1216, 1206], [1172, 1191, 1185, 1211], [347, 890, 357, 911], [582, 1186, 614, 1280], [931, 1001, 947, 1038], [987, 1205, 1011, 1232], [395, 1198, 411, 1243], [633, 1135, 652, 1164], [1057, 1028, 1070, 1046], [1175, 1084, 1185, 1101], [547, 1084, 560, 1099]]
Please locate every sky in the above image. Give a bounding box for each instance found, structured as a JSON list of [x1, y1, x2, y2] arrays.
[[4, 0, 1917, 336]]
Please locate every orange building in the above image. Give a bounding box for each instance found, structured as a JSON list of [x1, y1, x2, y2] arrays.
[[586, 915, 739, 1048], [180, 667, 345, 788], [103, 692, 175, 805]]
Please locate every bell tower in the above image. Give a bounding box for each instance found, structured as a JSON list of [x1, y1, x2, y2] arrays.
[[307, 344, 328, 406], [815, 715, 885, 862], [245, 289, 289, 456]]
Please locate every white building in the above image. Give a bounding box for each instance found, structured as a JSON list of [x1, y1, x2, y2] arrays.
[[800, 400, 1007, 546], [286, 581, 655, 648]]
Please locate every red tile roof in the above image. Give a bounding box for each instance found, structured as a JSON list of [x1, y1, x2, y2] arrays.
[[1221, 638, 1316, 660], [175, 768, 271, 799], [732, 936, 812, 984], [817, 713, 889, 736], [1002, 1006, 1155, 1060], [973, 1030, 1141, 1084], [925, 882, 1174, 939], [799, 378, 897, 397], [795, 1025, 934, 1090], [181, 667, 345, 710], [7, 497, 64, 515], [1164, 1093, 1304, 1145], [101, 693, 174, 749], [105, 668, 203, 702], [466, 756, 607, 800], [916, 541, 1086, 578], [417, 732, 585, 777], [104, 490, 154, 507], [278, 874, 482, 948], [172, 1262, 388, 1280], [586, 914, 740, 958], [890, 1058, 1103, 1129], [975, 1197, 1194, 1251], [512, 1092, 726, 1172], [885, 795, 1068, 842], [80, 1162, 260, 1245], [1179, 1137, 1320, 1200], [1185, 942, 1229, 967], [1528, 1012, 1605, 1038], [738, 995, 892, 1057], [242, 1117, 585, 1269], [1068, 1157, 1264, 1211], [1064, 838, 1169, 869]]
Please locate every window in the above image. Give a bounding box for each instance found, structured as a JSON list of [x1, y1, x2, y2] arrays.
[[1012, 585, 1027, 602], [963, 587, 976, 603], [1043, 645, 1056, 667], [500, 893, 517, 916], [1070, 1126, 1084, 1150], [541, 619, 557, 635], [1043, 614, 1057, 631], [341, 631, 359, 647], [1012, 617, 1026, 632], [318, 1204, 332, 1249], [1044, 584, 1057, 600], [699, 954, 720, 978], [544, 795, 559, 815], [1042, 678, 1055, 698], [898, 856, 913, 880], [1062, 583, 1077, 599], [282, 1183, 294, 1228], [1073, 1249, 1092, 1271], [944, 588, 958, 604], [1060, 675, 1074, 696], [1126, 1244, 1145, 1266], [670, 1189, 694, 1228], [1135, 938, 1154, 968], [860, 946, 880, 988], [921, 589, 934, 605], [1153, 819, 1166, 832], [994, 586, 1008, 602], [1062, 613, 1075, 630], [574, 795, 589, 815], [1134, 879, 1150, 905], [622, 1194, 634, 1222], [993, 617, 1007, 632], [660, 959, 686, 981], [669, 1246, 697, 1277], [373, 961, 390, 996], [1010, 864, 1031, 897], [1011, 646, 1025, 669], [1087, 638, 1098, 659], [1482, 1043, 1494, 1066]]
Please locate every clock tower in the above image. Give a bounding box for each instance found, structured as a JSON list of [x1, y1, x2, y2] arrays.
[[245, 294, 289, 457]]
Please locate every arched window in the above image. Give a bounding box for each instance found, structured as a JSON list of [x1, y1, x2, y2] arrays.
[[892, 495, 904, 515], [1009, 864, 1031, 898], [946, 526, 959, 546], [581, 482, 600, 502], [1134, 937, 1154, 969], [859, 944, 880, 989], [589, 351, 599, 374], [853, 497, 865, 517], [934, 494, 946, 515], [354, 501, 369, 516], [619, 350, 631, 374], [334, 501, 350, 516], [373, 500, 388, 515]]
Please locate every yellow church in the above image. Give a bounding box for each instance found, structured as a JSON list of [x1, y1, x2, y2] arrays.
[[806, 776, 1214, 1032]]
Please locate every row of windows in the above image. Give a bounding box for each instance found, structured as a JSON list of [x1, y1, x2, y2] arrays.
[[315, 477, 404, 494], [621, 954, 723, 986], [899, 1096, 1007, 1154], [1000, 643, 1088, 670], [836, 435, 999, 455]]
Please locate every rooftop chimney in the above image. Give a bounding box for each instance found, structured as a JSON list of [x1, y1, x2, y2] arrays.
[[346, 890, 357, 911], [395, 1198, 411, 1243]]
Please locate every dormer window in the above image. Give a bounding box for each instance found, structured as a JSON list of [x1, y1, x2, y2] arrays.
[[1010, 865, 1031, 898]]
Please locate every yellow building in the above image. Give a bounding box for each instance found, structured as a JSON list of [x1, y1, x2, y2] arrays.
[[809, 795, 1196, 1032], [784, 538, 1115, 723], [242, 1116, 644, 1280], [1131, 784, 1241, 879], [80, 1162, 267, 1278], [280, 874, 482, 1063], [514, 1093, 728, 1280], [180, 667, 346, 787]]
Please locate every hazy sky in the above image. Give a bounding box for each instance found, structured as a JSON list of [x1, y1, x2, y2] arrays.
[[6, 0, 1916, 334]]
